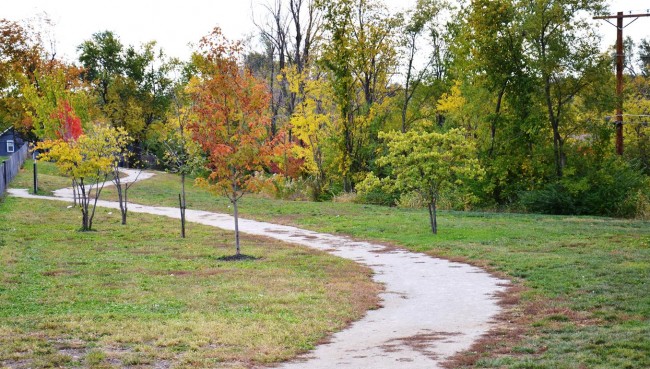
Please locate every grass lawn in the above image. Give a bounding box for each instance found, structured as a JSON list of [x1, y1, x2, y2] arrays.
[[0, 195, 380, 368], [96, 171, 650, 368], [10, 160, 73, 196]]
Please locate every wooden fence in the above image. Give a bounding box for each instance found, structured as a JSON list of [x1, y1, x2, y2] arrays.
[[0, 143, 29, 197]]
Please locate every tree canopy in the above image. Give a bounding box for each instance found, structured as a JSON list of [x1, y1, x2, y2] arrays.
[[1, 0, 649, 227]]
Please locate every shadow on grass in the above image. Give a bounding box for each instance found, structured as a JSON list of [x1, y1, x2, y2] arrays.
[[216, 254, 260, 261]]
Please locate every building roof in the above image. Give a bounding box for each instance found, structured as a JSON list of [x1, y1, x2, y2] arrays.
[[0, 126, 13, 137]]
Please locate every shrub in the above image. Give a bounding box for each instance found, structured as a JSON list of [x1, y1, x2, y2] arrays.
[[519, 183, 577, 215], [354, 172, 398, 206], [520, 158, 648, 217]]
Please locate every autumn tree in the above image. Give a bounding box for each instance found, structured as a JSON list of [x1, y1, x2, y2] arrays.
[[623, 40, 650, 174], [21, 67, 93, 140], [36, 124, 125, 231], [448, 0, 542, 205], [397, 0, 450, 133], [318, 0, 399, 191], [0, 18, 52, 136], [189, 28, 276, 256], [363, 128, 482, 234], [253, 0, 322, 137], [285, 66, 338, 199]]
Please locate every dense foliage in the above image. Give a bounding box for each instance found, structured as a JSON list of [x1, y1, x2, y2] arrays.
[[1, 0, 649, 219]]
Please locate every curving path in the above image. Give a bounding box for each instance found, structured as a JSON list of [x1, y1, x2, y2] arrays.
[[9, 170, 508, 369]]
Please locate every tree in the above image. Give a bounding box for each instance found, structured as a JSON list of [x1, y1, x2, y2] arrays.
[[397, 0, 449, 133], [253, 0, 323, 137], [448, 0, 543, 206], [462, 0, 527, 155], [36, 124, 124, 231], [640, 38, 650, 77], [21, 67, 92, 140], [189, 28, 276, 256], [78, 31, 124, 106], [107, 127, 138, 225], [159, 89, 205, 237], [285, 65, 338, 199], [522, 0, 607, 177], [78, 32, 173, 159], [0, 18, 55, 136], [318, 0, 399, 191], [371, 128, 482, 234]]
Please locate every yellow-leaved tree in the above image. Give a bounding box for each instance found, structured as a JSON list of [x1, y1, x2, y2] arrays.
[[285, 66, 337, 199], [36, 124, 129, 231]]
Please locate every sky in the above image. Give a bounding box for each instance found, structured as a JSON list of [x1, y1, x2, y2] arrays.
[[2, 0, 650, 63]]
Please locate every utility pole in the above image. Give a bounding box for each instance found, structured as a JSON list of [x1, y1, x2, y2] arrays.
[[594, 11, 650, 155]]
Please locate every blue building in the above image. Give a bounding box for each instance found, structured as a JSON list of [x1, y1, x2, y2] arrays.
[[0, 127, 24, 156]]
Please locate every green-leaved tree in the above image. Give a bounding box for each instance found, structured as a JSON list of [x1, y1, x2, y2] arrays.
[[371, 128, 483, 234]]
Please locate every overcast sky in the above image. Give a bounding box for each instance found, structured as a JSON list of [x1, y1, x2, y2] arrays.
[[3, 0, 650, 63]]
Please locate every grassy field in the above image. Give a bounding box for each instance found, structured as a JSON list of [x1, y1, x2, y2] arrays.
[[100, 171, 650, 368], [1, 174, 380, 368], [7, 165, 650, 368]]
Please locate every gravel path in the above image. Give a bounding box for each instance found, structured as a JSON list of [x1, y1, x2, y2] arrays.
[[9, 170, 508, 369]]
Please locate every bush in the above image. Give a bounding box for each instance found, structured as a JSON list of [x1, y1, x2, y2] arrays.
[[635, 190, 650, 221], [519, 183, 577, 215], [520, 158, 649, 217], [354, 172, 398, 206]]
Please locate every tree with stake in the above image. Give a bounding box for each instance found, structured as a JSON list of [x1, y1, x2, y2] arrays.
[[160, 91, 204, 238], [189, 28, 275, 256], [368, 128, 482, 234]]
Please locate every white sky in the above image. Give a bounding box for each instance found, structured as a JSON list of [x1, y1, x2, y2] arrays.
[[2, 0, 650, 63]]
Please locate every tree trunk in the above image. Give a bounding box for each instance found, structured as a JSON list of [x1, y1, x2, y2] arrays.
[[79, 179, 90, 231], [121, 185, 128, 225], [180, 173, 186, 238], [489, 84, 506, 157], [544, 76, 564, 178], [72, 179, 77, 206], [428, 200, 437, 235], [233, 197, 240, 256]]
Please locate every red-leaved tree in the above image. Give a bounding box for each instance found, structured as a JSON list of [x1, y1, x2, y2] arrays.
[[52, 100, 83, 142], [189, 28, 278, 257]]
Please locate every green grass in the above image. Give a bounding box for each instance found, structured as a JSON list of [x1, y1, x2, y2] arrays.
[[0, 196, 380, 368], [10, 159, 73, 195], [97, 171, 650, 368], [9, 166, 650, 367]]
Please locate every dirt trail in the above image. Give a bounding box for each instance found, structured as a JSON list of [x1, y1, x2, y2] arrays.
[[8, 170, 507, 369]]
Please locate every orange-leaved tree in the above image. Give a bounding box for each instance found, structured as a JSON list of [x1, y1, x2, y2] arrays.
[[189, 28, 278, 257]]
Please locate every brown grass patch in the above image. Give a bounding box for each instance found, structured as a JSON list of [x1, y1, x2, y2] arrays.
[[440, 282, 602, 368], [381, 331, 461, 360]]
